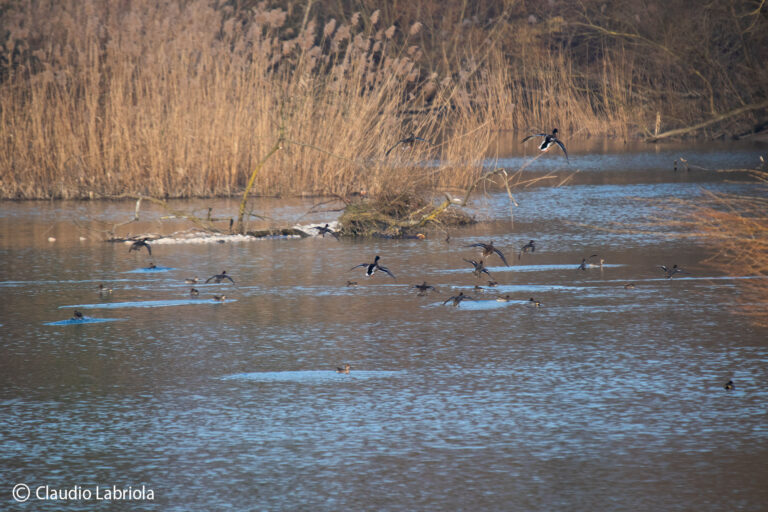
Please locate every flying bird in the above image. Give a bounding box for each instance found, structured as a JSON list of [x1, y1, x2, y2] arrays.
[[518, 240, 536, 259], [443, 292, 473, 307], [659, 264, 688, 279], [521, 128, 569, 162], [464, 259, 493, 279], [413, 282, 436, 295], [206, 270, 236, 284], [350, 255, 396, 279], [465, 241, 510, 266], [313, 224, 339, 239], [128, 238, 152, 256], [385, 133, 432, 156]]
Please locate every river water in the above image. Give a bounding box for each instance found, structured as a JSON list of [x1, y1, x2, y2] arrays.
[[1, 141, 767, 511]]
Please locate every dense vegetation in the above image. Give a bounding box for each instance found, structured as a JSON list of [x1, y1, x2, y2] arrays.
[[1, 0, 766, 199]]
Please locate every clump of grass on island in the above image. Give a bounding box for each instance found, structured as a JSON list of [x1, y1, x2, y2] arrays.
[[338, 193, 474, 238]]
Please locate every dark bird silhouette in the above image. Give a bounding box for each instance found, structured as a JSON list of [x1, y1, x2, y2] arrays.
[[206, 270, 235, 284], [190, 288, 200, 296], [212, 295, 227, 302], [521, 128, 569, 161], [519, 240, 536, 259], [528, 297, 541, 308], [413, 281, 436, 295], [336, 363, 351, 374], [350, 255, 396, 279], [465, 241, 510, 266], [385, 133, 432, 156], [623, 283, 636, 289], [72, 310, 84, 320], [659, 264, 688, 279], [578, 254, 600, 270], [128, 238, 152, 256], [443, 292, 473, 307], [313, 223, 339, 239], [464, 258, 493, 278], [724, 380, 734, 390]]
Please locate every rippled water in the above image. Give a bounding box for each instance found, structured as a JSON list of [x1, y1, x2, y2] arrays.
[[1, 143, 767, 511]]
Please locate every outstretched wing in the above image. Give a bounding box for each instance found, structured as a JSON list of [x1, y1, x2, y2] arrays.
[[492, 247, 509, 266], [521, 133, 547, 143], [385, 140, 404, 156], [554, 139, 569, 162], [224, 275, 235, 284], [350, 262, 370, 271], [205, 275, 216, 283], [378, 264, 396, 279]]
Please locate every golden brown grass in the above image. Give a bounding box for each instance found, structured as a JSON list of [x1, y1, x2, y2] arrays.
[[629, 168, 768, 326], [672, 171, 768, 326], [1, 1, 765, 200]]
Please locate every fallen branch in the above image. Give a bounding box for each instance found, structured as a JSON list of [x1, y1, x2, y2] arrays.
[[646, 100, 768, 142]]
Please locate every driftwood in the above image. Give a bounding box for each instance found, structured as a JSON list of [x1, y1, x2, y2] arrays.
[[646, 100, 768, 142]]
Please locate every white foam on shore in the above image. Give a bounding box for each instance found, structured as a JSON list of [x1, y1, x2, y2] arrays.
[[292, 221, 341, 237]]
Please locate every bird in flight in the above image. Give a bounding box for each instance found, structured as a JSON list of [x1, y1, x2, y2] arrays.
[[464, 259, 493, 279], [659, 264, 688, 279], [350, 255, 396, 279], [313, 224, 339, 239], [128, 238, 152, 256], [521, 128, 569, 162], [413, 281, 436, 296], [464, 241, 510, 266], [518, 240, 536, 259], [443, 292, 473, 307], [385, 133, 432, 156], [206, 270, 236, 284]]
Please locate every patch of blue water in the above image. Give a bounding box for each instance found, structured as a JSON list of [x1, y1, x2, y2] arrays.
[[44, 317, 123, 326], [124, 266, 176, 273]]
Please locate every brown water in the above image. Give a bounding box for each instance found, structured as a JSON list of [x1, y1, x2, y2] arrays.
[[1, 142, 767, 511]]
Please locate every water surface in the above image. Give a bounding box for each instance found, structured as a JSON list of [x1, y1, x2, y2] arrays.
[[1, 142, 767, 511]]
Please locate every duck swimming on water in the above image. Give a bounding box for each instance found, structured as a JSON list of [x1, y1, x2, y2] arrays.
[[521, 128, 569, 162], [336, 363, 352, 374]]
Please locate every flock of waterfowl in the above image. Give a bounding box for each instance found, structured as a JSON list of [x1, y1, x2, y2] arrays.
[[64, 129, 738, 389]]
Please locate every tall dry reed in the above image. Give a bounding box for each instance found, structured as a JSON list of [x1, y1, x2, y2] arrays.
[[642, 168, 768, 326], [1, 0, 765, 199]]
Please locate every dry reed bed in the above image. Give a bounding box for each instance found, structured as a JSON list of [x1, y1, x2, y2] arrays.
[[645, 169, 768, 326], [1, 1, 766, 200]]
